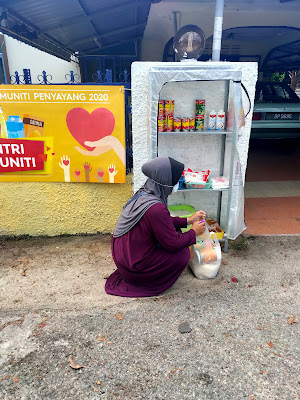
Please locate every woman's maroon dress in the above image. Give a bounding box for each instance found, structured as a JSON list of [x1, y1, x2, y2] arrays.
[[105, 203, 196, 297]]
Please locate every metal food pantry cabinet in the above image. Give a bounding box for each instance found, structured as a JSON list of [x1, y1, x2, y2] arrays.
[[131, 61, 258, 250]]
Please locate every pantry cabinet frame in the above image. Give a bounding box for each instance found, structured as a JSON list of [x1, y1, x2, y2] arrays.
[[147, 64, 244, 252]]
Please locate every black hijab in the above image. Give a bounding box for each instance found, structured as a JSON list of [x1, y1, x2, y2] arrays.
[[113, 157, 184, 238]]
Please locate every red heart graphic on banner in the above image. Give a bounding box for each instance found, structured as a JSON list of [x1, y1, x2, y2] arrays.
[[75, 171, 80, 176], [109, 168, 114, 173], [66, 108, 115, 150], [98, 171, 104, 177], [63, 160, 69, 166]]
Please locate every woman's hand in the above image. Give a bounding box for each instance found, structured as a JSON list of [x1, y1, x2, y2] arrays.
[[187, 210, 206, 225], [191, 220, 206, 236]]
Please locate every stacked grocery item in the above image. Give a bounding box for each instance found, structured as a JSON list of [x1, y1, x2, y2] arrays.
[[210, 176, 229, 189], [182, 168, 210, 189], [158, 100, 174, 132], [208, 110, 226, 130], [195, 100, 205, 130], [174, 170, 230, 191], [157, 99, 226, 132]]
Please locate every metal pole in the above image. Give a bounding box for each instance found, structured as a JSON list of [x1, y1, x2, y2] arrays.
[[212, 0, 224, 61], [173, 11, 178, 35]]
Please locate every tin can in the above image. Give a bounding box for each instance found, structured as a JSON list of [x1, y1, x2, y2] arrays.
[[164, 100, 174, 116], [189, 118, 195, 131], [158, 100, 165, 116], [195, 115, 204, 130], [169, 100, 174, 116], [158, 116, 164, 132], [173, 118, 181, 132], [182, 118, 189, 132], [167, 115, 174, 131], [165, 100, 170, 116], [163, 115, 168, 131], [195, 100, 205, 115]]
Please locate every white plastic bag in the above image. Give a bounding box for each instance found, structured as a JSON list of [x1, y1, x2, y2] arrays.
[[189, 233, 222, 279]]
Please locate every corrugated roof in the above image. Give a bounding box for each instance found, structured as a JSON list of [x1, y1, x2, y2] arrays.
[[0, 0, 152, 60]]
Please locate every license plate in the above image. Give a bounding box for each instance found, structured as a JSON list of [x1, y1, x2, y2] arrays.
[[266, 112, 299, 120]]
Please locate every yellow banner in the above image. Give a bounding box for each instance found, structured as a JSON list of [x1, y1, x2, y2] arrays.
[[0, 85, 126, 183]]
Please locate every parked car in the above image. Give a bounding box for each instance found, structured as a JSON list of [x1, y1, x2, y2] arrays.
[[251, 81, 300, 138]]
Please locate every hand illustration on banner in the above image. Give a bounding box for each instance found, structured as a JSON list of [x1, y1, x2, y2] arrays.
[[95, 167, 105, 183], [59, 155, 71, 182], [108, 164, 118, 183], [75, 136, 126, 166], [83, 162, 92, 182], [73, 169, 81, 182], [66, 107, 125, 165]]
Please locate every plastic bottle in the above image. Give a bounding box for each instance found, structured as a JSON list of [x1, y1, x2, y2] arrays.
[[208, 110, 216, 130], [216, 110, 226, 130], [0, 106, 8, 138]]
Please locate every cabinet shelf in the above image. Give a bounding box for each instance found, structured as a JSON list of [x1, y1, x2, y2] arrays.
[[158, 130, 233, 136]]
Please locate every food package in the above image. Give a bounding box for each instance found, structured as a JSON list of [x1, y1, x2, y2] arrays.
[[167, 115, 173, 131], [23, 114, 44, 137], [183, 169, 210, 189], [157, 116, 164, 132], [181, 118, 189, 132], [210, 176, 229, 189], [174, 118, 181, 132], [165, 100, 174, 116], [195, 100, 205, 115], [163, 114, 168, 131], [189, 118, 195, 131], [195, 114, 204, 130], [158, 100, 165, 117]]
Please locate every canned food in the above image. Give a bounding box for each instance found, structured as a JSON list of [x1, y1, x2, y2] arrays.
[[195, 118, 204, 130], [195, 100, 205, 115], [163, 115, 168, 131], [189, 118, 195, 131], [170, 100, 174, 116], [165, 100, 170, 116], [158, 117, 164, 132], [174, 118, 181, 131], [167, 115, 174, 131], [182, 118, 189, 132], [158, 100, 165, 116]]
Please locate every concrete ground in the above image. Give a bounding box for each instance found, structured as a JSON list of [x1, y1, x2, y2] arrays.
[[0, 234, 299, 400]]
